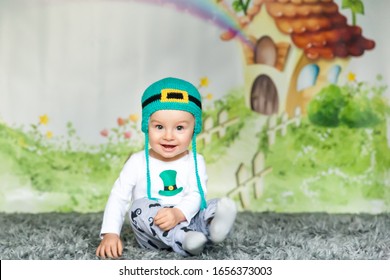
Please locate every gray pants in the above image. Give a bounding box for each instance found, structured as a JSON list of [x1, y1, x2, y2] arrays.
[[129, 198, 218, 256]]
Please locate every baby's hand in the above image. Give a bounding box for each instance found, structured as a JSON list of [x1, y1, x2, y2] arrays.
[[154, 208, 186, 231], [96, 233, 123, 259]]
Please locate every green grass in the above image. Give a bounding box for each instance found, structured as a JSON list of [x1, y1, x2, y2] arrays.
[[197, 88, 253, 163], [248, 119, 390, 213], [0, 121, 136, 212]]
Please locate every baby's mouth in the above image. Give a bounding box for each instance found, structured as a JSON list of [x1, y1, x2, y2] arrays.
[[161, 144, 176, 150]]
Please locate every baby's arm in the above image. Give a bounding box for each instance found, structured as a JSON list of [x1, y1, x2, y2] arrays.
[[154, 208, 186, 231], [96, 233, 123, 259]]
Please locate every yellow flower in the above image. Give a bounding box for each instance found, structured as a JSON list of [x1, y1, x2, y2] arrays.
[[347, 72, 356, 82], [18, 138, 27, 148], [39, 114, 49, 125], [129, 114, 139, 123], [206, 93, 213, 100], [46, 131, 53, 139], [199, 77, 209, 87]]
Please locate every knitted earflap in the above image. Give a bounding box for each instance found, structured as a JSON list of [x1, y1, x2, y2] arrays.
[[192, 137, 207, 210]]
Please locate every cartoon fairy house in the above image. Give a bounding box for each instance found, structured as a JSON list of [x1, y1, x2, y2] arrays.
[[220, 0, 375, 116]]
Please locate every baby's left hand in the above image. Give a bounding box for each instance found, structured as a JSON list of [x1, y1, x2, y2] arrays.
[[154, 208, 186, 231]]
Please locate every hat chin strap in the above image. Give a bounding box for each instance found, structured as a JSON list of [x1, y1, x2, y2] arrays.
[[145, 134, 158, 201], [192, 136, 207, 210]]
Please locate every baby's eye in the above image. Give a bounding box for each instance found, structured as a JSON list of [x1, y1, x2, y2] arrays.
[[176, 125, 184, 131], [155, 125, 163, 130]]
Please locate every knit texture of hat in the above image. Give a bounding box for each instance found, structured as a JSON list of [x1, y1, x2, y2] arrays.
[[141, 77, 206, 209], [141, 77, 202, 134]]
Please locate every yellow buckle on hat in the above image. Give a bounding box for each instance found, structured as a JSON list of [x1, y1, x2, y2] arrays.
[[161, 89, 189, 103]]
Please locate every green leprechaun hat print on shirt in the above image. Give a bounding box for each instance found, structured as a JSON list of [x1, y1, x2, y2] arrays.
[[158, 170, 183, 196]]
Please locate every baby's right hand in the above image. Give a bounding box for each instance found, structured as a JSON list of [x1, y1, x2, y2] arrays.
[[96, 233, 123, 259]]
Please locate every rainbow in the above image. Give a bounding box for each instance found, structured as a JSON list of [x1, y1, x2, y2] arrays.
[[125, 0, 252, 47], [53, 0, 253, 47]]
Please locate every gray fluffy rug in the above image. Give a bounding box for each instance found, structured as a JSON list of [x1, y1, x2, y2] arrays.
[[0, 212, 389, 260]]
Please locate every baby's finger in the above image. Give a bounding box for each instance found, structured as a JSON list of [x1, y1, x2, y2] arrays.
[[117, 240, 123, 257], [96, 245, 104, 258], [104, 246, 114, 259], [97, 245, 110, 259]]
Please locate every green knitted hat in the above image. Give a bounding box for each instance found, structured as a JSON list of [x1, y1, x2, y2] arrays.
[[141, 77, 207, 209], [141, 77, 202, 134]]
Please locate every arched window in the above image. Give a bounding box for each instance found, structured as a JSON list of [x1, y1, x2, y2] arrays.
[[328, 65, 341, 84], [296, 64, 319, 91], [254, 36, 277, 66]]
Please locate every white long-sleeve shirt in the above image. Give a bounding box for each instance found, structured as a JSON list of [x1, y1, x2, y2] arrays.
[[100, 150, 208, 237]]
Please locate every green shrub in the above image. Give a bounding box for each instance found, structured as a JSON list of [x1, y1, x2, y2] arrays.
[[339, 95, 381, 128], [308, 84, 346, 127], [308, 76, 389, 129]]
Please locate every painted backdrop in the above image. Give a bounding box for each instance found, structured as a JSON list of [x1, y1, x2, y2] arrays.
[[1, 0, 389, 213]]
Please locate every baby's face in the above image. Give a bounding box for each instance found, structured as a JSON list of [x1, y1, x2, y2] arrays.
[[148, 110, 195, 161]]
